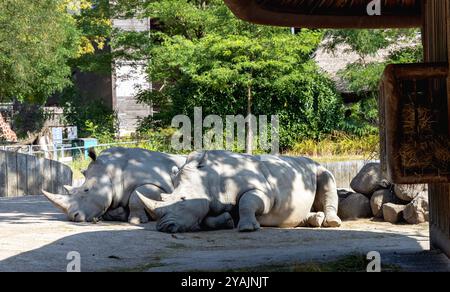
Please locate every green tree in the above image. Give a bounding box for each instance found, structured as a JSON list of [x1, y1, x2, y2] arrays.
[[70, 0, 113, 74], [324, 29, 423, 136], [119, 0, 343, 151], [0, 0, 80, 104]]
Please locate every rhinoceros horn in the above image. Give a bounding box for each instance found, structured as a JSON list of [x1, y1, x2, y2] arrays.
[[136, 191, 164, 218], [42, 190, 72, 213]]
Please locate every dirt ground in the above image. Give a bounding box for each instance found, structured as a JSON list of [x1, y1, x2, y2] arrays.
[[0, 196, 449, 272]]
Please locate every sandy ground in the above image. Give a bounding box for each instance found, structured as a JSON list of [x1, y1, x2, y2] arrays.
[[0, 196, 449, 272]]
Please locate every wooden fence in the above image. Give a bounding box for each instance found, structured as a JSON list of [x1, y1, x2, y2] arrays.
[[322, 160, 375, 189], [0, 150, 72, 197], [0, 150, 369, 197]]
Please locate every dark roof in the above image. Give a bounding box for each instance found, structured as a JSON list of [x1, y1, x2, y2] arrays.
[[224, 0, 422, 28]]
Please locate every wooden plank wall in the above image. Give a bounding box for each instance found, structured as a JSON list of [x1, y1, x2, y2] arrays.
[[322, 160, 371, 189], [423, 0, 450, 257], [429, 184, 450, 256], [0, 150, 72, 197]]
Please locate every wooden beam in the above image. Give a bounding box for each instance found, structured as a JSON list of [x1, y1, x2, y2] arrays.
[[448, 1, 450, 137], [389, 63, 448, 79], [224, 0, 422, 29], [423, 0, 450, 258], [429, 184, 450, 256]]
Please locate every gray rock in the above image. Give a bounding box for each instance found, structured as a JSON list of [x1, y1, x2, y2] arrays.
[[382, 203, 406, 224], [394, 184, 428, 202], [337, 188, 354, 200], [370, 189, 397, 218], [338, 193, 372, 220], [404, 194, 429, 224], [350, 163, 390, 197]]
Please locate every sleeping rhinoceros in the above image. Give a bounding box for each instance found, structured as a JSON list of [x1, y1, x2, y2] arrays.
[[42, 147, 187, 224], [137, 150, 342, 233]]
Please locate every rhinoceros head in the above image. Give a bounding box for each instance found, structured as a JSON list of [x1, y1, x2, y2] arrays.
[[138, 152, 212, 233], [43, 150, 113, 222]]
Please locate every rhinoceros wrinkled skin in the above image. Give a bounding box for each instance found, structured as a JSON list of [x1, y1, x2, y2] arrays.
[[43, 147, 187, 224], [138, 150, 342, 233]]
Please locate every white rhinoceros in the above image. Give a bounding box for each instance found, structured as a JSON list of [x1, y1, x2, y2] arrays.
[[137, 150, 342, 233], [43, 147, 187, 224]]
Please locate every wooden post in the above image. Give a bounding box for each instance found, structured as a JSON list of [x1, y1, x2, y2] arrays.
[[0, 151, 6, 197], [423, 0, 450, 257]]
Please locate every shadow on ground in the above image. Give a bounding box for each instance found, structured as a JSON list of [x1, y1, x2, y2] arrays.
[[0, 196, 448, 272]]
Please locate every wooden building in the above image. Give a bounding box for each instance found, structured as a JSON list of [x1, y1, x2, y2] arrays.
[[225, 0, 450, 257], [71, 18, 153, 137]]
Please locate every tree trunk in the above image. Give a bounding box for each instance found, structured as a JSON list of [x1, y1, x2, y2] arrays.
[[246, 83, 253, 155]]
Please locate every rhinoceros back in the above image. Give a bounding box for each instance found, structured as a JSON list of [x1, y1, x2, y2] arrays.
[[257, 155, 319, 197], [96, 147, 186, 206]]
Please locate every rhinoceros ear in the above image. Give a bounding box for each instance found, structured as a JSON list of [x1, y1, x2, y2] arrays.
[[88, 148, 97, 161], [171, 166, 179, 177], [186, 151, 207, 169]]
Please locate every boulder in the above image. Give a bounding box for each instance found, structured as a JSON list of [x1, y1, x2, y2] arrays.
[[403, 194, 429, 224], [338, 193, 372, 220], [350, 163, 390, 197], [382, 203, 406, 224], [394, 184, 428, 202], [370, 189, 397, 218], [337, 188, 354, 200]]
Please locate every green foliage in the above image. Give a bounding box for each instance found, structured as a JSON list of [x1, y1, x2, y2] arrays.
[[325, 29, 419, 59], [0, 0, 80, 104], [340, 98, 379, 137], [290, 133, 379, 159], [111, 2, 422, 154], [388, 45, 423, 64], [141, 32, 343, 149], [325, 29, 423, 138], [339, 62, 387, 94], [11, 102, 50, 139], [60, 87, 118, 142], [71, 0, 113, 74], [122, 1, 343, 150], [133, 127, 181, 153]]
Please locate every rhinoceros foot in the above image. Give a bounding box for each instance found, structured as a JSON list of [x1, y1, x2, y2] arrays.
[[129, 214, 149, 225], [308, 212, 325, 227], [203, 212, 235, 230], [221, 212, 235, 229], [323, 214, 342, 228], [238, 218, 261, 232]]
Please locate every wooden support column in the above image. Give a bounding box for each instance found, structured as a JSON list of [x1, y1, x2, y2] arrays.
[[423, 0, 450, 257]]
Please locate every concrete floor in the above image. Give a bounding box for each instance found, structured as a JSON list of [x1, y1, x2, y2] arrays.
[[0, 196, 449, 272]]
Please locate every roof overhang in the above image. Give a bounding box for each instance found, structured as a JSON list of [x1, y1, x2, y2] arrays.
[[224, 0, 423, 29]]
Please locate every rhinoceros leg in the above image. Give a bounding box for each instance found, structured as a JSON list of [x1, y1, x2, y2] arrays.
[[313, 166, 342, 228], [237, 190, 272, 232], [298, 212, 325, 228], [202, 212, 235, 230], [103, 207, 129, 222], [203, 212, 235, 230], [129, 184, 163, 225]]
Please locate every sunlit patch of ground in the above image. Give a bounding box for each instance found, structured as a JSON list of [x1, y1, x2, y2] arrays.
[[0, 196, 448, 272]]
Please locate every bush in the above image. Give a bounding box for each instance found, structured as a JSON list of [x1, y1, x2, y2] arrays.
[[289, 133, 379, 159], [133, 127, 180, 153], [12, 102, 50, 140], [61, 87, 118, 143]]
